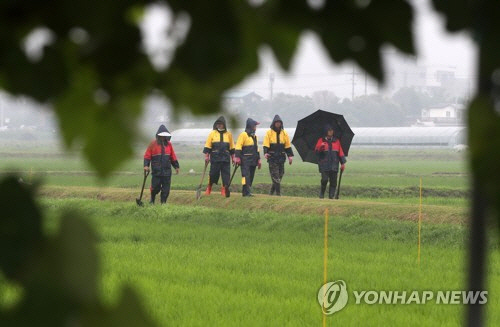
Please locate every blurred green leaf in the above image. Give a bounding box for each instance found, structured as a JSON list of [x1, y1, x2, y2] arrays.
[[0, 44, 69, 102], [431, 0, 500, 75], [54, 67, 142, 177], [0, 182, 159, 327], [432, 0, 500, 239], [431, 0, 475, 32], [83, 287, 158, 327], [54, 214, 99, 303], [468, 96, 500, 212], [0, 177, 42, 282]]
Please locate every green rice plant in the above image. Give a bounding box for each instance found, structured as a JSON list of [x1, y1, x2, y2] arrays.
[[7, 198, 494, 327]]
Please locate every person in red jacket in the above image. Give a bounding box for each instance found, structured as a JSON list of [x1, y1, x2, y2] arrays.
[[315, 125, 346, 199], [144, 125, 180, 204]]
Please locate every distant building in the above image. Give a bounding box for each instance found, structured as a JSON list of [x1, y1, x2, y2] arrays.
[[434, 70, 471, 101], [419, 104, 465, 126], [383, 52, 472, 101], [384, 52, 427, 91], [223, 91, 263, 106]]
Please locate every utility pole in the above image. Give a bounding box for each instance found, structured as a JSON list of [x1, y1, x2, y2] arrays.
[[466, 79, 470, 102], [351, 67, 355, 100], [0, 95, 4, 129], [364, 72, 367, 96], [269, 72, 274, 101]]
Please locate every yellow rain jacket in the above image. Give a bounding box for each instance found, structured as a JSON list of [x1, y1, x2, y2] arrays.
[[263, 115, 294, 163], [203, 116, 234, 162]]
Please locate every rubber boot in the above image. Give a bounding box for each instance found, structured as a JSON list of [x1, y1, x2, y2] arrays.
[[329, 186, 336, 199], [247, 185, 254, 196], [269, 183, 276, 195], [319, 182, 327, 199], [160, 195, 167, 204], [242, 185, 253, 197], [149, 194, 156, 204], [275, 183, 281, 196], [205, 183, 212, 195]]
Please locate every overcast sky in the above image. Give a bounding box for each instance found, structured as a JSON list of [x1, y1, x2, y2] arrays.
[[230, 0, 478, 99]]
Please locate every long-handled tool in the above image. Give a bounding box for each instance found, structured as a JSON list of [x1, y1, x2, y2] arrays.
[[196, 161, 209, 200], [335, 169, 343, 199], [225, 164, 240, 198], [136, 170, 150, 206]]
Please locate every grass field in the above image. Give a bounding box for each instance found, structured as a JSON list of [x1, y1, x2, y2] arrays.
[[1, 139, 496, 326], [33, 198, 497, 327], [0, 142, 469, 201]]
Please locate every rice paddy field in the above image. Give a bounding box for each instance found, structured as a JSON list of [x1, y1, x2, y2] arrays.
[[1, 135, 498, 326]]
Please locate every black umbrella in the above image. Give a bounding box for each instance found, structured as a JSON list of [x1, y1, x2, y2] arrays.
[[292, 110, 354, 164]]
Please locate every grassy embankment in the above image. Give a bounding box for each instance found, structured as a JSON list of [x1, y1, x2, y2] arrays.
[[0, 144, 468, 204]]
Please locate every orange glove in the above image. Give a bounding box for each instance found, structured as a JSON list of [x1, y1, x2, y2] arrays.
[[341, 164, 345, 171]]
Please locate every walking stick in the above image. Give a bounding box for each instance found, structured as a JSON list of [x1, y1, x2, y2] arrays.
[[335, 169, 343, 200], [136, 170, 150, 206], [196, 161, 209, 200], [225, 164, 240, 198]]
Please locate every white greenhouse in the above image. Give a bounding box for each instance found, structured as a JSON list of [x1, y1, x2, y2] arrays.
[[349, 126, 466, 147], [170, 126, 466, 148]]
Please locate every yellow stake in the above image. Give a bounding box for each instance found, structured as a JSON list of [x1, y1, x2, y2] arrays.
[[418, 177, 422, 267], [322, 208, 329, 327]]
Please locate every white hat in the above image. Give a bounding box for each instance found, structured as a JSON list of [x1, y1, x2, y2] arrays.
[[157, 132, 171, 137]]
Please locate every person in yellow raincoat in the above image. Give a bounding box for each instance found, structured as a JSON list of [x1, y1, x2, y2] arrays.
[[203, 116, 235, 197], [263, 115, 294, 196], [234, 118, 261, 197]]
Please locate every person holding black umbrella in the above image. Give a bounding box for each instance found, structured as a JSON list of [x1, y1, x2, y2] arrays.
[[315, 125, 346, 199], [292, 110, 353, 199], [263, 115, 294, 196], [234, 118, 261, 197]]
